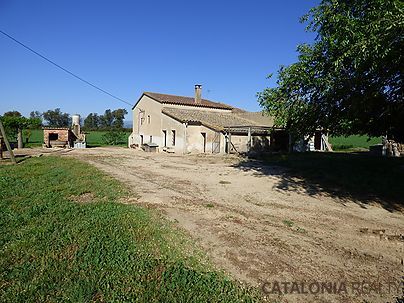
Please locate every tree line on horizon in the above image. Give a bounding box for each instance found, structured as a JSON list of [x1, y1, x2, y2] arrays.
[[0, 108, 129, 147], [27, 108, 129, 130]]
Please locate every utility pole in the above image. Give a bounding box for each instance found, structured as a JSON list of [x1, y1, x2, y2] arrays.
[[0, 120, 17, 164]]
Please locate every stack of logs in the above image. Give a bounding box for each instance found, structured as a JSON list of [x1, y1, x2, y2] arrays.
[[383, 138, 403, 157]]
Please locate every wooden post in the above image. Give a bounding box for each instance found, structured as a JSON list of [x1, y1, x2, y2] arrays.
[[247, 127, 252, 152], [17, 128, 23, 149], [0, 120, 17, 164], [228, 132, 232, 153]]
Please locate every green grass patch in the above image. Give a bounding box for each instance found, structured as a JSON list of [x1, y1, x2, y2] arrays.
[[0, 157, 259, 302], [85, 130, 131, 147], [329, 135, 381, 151], [22, 129, 131, 147], [282, 219, 294, 228], [259, 152, 404, 211]]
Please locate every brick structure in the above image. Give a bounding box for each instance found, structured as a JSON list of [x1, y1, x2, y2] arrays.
[[43, 128, 77, 148]]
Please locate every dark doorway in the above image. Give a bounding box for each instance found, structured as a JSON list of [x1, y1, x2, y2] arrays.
[[140, 135, 143, 145], [162, 130, 167, 147], [314, 131, 322, 150], [201, 132, 206, 153], [49, 133, 58, 141], [270, 130, 289, 152]]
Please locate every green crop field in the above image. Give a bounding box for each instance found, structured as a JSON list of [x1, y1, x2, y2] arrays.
[[0, 157, 259, 302], [329, 135, 381, 151], [85, 130, 131, 146], [22, 129, 131, 147]]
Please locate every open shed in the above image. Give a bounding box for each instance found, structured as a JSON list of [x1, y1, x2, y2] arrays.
[[43, 127, 77, 148]]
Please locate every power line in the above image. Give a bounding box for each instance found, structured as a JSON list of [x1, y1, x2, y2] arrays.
[[0, 29, 133, 107]]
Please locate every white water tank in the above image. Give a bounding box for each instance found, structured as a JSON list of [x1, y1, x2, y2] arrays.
[[71, 114, 80, 136], [72, 114, 80, 127]]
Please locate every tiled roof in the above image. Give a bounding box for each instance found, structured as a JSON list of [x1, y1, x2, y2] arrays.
[[144, 92, 233, 110], [233, 112, 274, 127], [162, 107, 274, 131], [42, 127, 70, 130]]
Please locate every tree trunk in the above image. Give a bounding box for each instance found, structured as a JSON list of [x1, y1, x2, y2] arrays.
[[17, 128, 23, 149]]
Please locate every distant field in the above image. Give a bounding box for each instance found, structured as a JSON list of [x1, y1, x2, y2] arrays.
[[23, 129, 131, 147], [329, 135, 381, 151], [85, 130, 131, 146]]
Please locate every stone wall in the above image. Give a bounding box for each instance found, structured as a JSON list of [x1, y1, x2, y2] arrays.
[[43, 128, 73, 148]]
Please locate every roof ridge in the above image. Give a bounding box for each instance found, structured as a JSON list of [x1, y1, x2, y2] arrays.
[[143, 91, 233, 110], [145, 91, 226, 103]]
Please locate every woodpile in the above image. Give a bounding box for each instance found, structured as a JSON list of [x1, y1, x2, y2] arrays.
[[383, 137, 403, 157]]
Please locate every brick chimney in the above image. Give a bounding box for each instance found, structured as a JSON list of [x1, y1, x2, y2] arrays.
[[194, 84, 202, 104]]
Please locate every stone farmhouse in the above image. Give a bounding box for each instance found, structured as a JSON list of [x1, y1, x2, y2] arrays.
[[128, 85, 330, 154]]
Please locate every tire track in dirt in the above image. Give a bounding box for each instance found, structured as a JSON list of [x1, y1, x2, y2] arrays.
[[67, 148, 404, 303]]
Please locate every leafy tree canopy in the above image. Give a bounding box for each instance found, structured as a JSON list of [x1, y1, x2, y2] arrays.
[[111, 108, 128, 129], [0, 114, 41, 141], [30, 111, 42, 121], [3, 111, 22, 118], [100, 109, 114, 129], [258, 0, 404, 141], [95, 109, 128, 130], [42, 108, 70, 127], [83, 113, 100, 130]]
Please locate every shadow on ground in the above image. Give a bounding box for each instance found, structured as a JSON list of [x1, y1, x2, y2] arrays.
[[232, 152, 404, 212]]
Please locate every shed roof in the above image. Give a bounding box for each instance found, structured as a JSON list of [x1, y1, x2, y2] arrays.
[[162, 107, 274, 131], [42, 127, 70, 130]]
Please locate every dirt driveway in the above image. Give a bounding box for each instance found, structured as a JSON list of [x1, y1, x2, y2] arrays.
[[63, 147, 403, 303]]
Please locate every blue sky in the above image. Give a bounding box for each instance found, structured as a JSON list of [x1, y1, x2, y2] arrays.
[[0, 0, 319, 119]]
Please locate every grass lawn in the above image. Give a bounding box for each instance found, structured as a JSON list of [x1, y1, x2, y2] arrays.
[[257, 152, 404, 211], [0, 157, 258, 302], [23, 129, 131, 147], [329, 135, 381, 151]]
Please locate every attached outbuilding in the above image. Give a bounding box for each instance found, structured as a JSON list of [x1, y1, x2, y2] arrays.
[[129, 85, 331, 154]]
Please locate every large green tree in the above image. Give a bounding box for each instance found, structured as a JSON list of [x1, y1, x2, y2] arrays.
[[100, 109, 114, 129], [42, 108, 70, 127], [0, 111, 41, 148], [99, 109, 128, 130], [111, 108, 128, 129], [258, 0, 403, 141], [83, 113, 100, 130]]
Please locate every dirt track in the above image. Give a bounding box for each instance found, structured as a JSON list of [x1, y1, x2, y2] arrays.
[[59, 147, 404, 302]]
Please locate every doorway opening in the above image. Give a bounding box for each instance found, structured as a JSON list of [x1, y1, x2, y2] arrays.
[[162, 130, 167, 147], [201, 132, 206, 153]]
